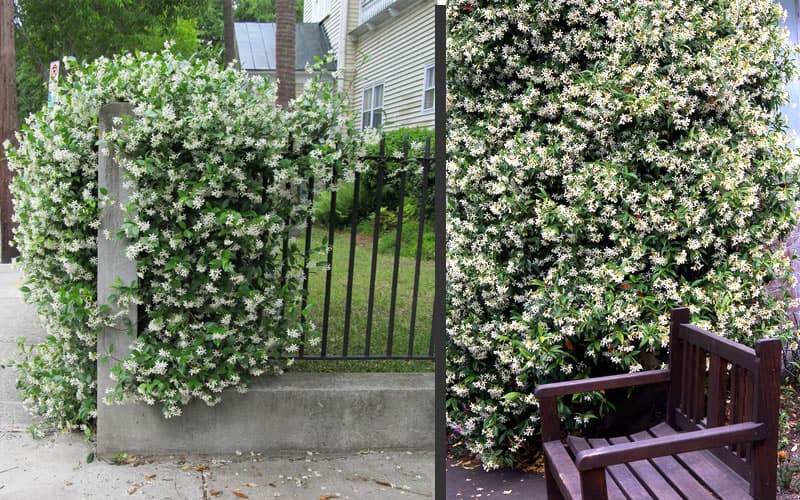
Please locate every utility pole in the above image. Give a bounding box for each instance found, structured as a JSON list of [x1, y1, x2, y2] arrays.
[[0, 0, 18, 263], [222, 0, 236, 65], [275, 0, 296, 106]]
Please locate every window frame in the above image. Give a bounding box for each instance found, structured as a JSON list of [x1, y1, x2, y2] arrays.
[[361, 81, 385, 129], [421, 63, 435, 114]]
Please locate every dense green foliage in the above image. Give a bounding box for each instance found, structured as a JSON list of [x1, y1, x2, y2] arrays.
[[236, 0, 305, 22], [312, 127, 435, 261], [447, 0, 799, 468], [13, 0, 304, 121], [363, 127, 435, 220]]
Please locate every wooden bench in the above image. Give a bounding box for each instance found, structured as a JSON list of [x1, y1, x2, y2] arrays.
[[534, 307, 781, 499]]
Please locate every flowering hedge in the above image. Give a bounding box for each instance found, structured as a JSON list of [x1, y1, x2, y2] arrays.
[[5, 47, 368, 434], [447, 0, 800, 468]]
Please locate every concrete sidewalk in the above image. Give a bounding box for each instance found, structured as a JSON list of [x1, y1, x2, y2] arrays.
[[0, 264, 434, 498], [0, 431, 433, 498], [446, 458, 545, 499], [0, 264, 45, 431]]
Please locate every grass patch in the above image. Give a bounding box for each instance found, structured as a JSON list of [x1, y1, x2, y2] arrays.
[[290, 225, 435, 373]]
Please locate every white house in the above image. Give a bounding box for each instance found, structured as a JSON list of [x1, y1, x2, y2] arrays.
[[304, 0, 435, 131]]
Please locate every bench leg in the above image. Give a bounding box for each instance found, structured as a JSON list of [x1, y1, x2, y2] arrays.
[[545, 463, 565, 500], [580, 468, 608, 500], [753, 338, 780, 500]]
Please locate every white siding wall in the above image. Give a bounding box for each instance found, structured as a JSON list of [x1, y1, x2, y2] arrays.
[[779, 0, 800, 147], [319, 1, 342, 54], [350, 0, 435, 131]]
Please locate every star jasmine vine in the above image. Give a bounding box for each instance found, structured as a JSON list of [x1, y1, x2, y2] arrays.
[[4, 46, 372, 434], [447, 0, 800, 468]]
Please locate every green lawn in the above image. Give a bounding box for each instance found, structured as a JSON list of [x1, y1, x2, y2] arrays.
[[290, 225, 435, 372]]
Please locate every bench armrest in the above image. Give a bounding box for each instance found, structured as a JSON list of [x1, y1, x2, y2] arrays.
[[536, 370, 671, 442], [574, 421, 766, 471], [534, 369, 670, 398]]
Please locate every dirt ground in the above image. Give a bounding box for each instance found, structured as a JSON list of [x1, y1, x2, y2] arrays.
[[779, 383, 800, 498]]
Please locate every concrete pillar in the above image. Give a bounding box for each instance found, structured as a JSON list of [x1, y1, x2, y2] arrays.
[[96, 102, 137, 451]]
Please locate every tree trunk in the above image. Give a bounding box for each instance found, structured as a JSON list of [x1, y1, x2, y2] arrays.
[[0, 0, 18, 263], [275, 0, 296, 106], [222, 0, 236, 65]]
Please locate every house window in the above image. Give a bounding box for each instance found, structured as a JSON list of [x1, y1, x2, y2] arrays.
[[422, 64, 435, 113], [362, 83, 384, 129]]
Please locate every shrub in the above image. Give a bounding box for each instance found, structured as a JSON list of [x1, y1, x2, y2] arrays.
[[4, 46, 368, 434], [376, 219, 435, 261], [447, 0, 800, 468], [313, 182, 366, 227], [361, 127, 435, 220]]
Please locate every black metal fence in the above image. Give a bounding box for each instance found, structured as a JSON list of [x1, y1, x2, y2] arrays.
[[296, 134, 436, 361]]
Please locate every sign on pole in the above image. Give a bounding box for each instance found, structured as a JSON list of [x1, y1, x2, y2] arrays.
[[47, 60, 59, 107]]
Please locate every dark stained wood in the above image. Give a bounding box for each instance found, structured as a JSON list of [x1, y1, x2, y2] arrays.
[[708, 444, 751, 483], [536, 308, 781, 500], [691, 345, 707, 422], [752, 338, 781, 499], [568, 436, 626, 500], [546, 464, 566, 500], [731, 366, 747, 458], [540, 396, 561, 442], [707, 353, 727, 427], [678, 324, 757, 371], [689, 343, 700, 420], [605, 436, 680, 500], [628, 430, 715, 500], [574, 421, 764, 471], [684, 341, 694, 419], [667, 307, 690, 427], [543, 441, 584, 500], [580, 468, 608, 500], [649, 423, 752, 498], [567, 436, 632, 499], [673, 409, 703, 432], [533, 370, 670, 399], [741, 368, 753, 461]]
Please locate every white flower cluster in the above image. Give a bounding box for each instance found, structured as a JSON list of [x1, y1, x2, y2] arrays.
[[447, 0, 799, 469], [6, 48, 366, 428]]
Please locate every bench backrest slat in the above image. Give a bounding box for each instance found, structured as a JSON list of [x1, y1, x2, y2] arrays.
[[667, 307, 781, 494]]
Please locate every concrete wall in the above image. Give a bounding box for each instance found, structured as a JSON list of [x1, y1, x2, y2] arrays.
[[97, 372, 434, 455]]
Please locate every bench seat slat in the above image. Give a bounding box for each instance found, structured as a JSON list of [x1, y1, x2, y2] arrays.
[[604, 436, 682, 500], [582, 437, 653, 500], [649, 422, 751, 498], [566, 437, 626, 500], [628, 430, 715, 500]]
